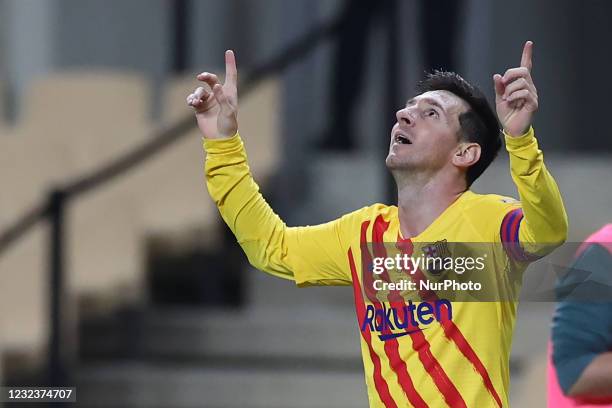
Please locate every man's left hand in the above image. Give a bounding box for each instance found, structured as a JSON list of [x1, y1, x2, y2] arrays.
[[493, 41, 538, 137]]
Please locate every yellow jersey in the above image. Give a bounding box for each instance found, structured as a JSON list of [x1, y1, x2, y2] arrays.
[[203, 127, 567, 407]]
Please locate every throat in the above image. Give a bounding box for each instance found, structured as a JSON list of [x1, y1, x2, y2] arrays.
[[397, 187, 466, 238]]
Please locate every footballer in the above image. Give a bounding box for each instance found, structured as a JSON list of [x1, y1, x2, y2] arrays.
[[187, 41, 568, 407]]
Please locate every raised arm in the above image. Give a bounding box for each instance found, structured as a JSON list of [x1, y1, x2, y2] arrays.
[[187, 50, 239, 140], [493, 41, 568, 258], [187, 51, 356, 286]]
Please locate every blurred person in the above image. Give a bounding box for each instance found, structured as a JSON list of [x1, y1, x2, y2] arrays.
[[318, 1, 385, 151], [320, 0, 463, 151], [548, 224, 612, 407], [187, 42, 568, 407]]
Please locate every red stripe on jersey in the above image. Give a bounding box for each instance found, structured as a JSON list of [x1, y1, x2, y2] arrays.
[[439, 319, 503, 407], [372, 216, 403, 303], [392, 299, 467, 408], [381, 324, 428, 408], [357, 222, 428, 407], [370, 217, 465, 407], [349, 248, 399, 408], [369, 218, 465, 406], [389, 299, 467, 408], [360, 221, 382, 303], [399, 237, 503, 408]]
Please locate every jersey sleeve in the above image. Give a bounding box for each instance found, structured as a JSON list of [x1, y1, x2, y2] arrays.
[[204, 133, 363, 287], [551, 244, 612, 394], [501, 127, 568, 261]]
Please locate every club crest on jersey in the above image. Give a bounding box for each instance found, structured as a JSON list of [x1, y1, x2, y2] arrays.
[[421, 239, 451, 276]]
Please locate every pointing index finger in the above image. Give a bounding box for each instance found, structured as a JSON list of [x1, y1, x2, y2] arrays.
[[520, 41, 533, 71], [225, 50, 238, 88]]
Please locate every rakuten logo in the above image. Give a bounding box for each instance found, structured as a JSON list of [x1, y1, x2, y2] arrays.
[[361, 299, 453, 341]]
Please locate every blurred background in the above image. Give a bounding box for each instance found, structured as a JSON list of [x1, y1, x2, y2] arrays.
[[0, 0, 611, 406]]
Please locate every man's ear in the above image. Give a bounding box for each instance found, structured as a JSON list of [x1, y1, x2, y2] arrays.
[[452, 143, 481, 169]]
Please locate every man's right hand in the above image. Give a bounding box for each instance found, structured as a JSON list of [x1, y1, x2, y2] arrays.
[[187, 50, 238, 139]]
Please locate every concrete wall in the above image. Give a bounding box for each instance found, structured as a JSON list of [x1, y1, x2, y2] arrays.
[[0, 72, 280, 371]]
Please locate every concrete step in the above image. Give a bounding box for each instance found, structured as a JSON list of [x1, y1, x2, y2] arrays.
[[246, 265, 355, 309], [80, 306, 362, 363], [76, 362, 368, 408]]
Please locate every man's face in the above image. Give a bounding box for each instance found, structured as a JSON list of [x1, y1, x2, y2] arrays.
[[386, 90, 470, 174]]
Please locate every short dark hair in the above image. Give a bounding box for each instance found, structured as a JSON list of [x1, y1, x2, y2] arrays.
[[416, 70, 501, 187]]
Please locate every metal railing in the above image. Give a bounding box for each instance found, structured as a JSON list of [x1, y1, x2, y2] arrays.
[[0, 1, 400, 386], [0, 13, 344, 387]]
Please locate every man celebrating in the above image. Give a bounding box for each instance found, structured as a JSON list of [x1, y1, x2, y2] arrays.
[[187, 41, 567, 407]]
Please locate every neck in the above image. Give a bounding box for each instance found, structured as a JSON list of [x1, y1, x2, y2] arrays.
[[395, 170, 466, 238]]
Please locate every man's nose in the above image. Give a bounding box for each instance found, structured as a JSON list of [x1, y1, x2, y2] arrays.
[[396, 108, 415, 127]]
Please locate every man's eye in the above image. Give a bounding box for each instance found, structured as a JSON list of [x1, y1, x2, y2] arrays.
[[426, 109, 438, 118]]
